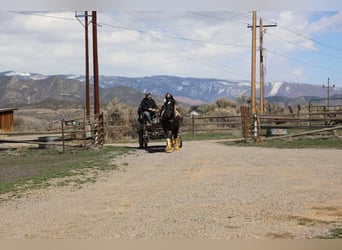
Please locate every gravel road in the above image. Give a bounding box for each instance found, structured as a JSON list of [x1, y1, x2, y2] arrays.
[[0, 140, 341, 239]]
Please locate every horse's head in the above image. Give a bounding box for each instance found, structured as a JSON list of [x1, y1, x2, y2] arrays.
[[161, 100, 175, 120], [161, 98, 181, 142]]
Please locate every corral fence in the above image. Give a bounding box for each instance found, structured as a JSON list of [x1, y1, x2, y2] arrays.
[[309, 98, 342, 126], [180, 114, 242, 137], [103, 102, 342, 142], [1, 98, 342, 150], [241, 98, 342, 141], [0, 113, 105, 153]]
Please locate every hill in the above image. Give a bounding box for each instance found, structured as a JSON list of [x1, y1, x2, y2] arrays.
[[1, 71, 342, 108]]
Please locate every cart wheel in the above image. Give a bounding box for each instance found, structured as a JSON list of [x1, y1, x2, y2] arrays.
[[178, 135, 183, 148], [138, 129, 144, 149], [143, 135, 148, 149]]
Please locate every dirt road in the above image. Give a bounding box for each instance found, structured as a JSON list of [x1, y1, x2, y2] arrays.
[[0, 140, 341, 239]]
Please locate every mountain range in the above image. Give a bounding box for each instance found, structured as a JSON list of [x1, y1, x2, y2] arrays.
[[1, 71, 341, 108]]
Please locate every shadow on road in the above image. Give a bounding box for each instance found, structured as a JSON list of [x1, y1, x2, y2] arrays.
[[144, 145, 165, 153], [106, 144, 166, 153]]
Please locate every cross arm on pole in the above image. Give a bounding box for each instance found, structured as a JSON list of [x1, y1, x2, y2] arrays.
[[247, 24, 277, 28]]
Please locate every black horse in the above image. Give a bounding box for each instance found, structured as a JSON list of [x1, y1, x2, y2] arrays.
[[160, 96, 181, 152]]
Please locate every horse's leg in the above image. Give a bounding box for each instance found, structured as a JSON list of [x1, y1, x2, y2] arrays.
[[169, 119, 178, 151], [163, 120, 173, 153], [173, 118, 180, 150], [174, 118, 179, 138], [165, 132, 173, 153]]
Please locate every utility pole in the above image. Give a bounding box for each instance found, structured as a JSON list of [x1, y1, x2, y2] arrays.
[[322, 77, 335, 110], [76, 11, 102, 146], [248, 16, 277, 114], [75, 11, 91, 119], [259, 19, 276, 113], [259, 18, 264, 114], [92, 11, 100, 116], [250, 11, 259, 141], [247, 11, 277, 142], [251, 11, 257, 115], [85, 11, 90, 119]]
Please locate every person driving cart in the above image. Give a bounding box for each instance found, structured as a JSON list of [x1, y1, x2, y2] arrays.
[[140, 92, 158, 125]]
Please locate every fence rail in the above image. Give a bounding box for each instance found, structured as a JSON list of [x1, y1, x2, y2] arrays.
[[0, 113, 105, 153], [2, 109, 342, 149], [178, 110, 342, 139]]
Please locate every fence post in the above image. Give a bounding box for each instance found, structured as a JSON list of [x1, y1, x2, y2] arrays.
[[192, 115, 195, 138], [95, 112, 104, 147], [61, 119, 65, 154], [240, 106, 249, 140], [252, 114, 261, 143]]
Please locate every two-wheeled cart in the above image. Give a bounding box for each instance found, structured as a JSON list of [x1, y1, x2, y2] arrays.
[[137, 114, 182, 149]]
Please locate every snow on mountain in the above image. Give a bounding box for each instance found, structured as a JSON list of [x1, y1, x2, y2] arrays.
[[268, 81, 283, 96], [6, 71, 30, 77], [1, 71, 47, 80]]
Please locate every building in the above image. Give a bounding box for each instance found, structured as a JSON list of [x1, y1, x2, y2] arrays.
[[0, 108, 17, 133]]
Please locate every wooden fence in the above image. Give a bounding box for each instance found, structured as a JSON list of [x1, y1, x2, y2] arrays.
[[0, 114, 104, 153], [1, 109, 342, 150], [182, 112, 342, 139], [102, 109, 342, 142]]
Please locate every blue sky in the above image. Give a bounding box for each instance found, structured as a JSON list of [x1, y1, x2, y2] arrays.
[[0, 9, 341, 88]]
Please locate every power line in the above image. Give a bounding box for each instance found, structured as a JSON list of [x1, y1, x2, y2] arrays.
[[266, 48, 342, 75], [98, 12, 250, 78], [98, 11, 251, 49], [8, 10, 342, 82], [256, 12, 342, 83], [12, 10, 342, 55], [280, 24, 342, 53], [99, 22, 249, 48], [258, 12, 342, 53], [187, 11, 250, 25], [10, 11, 76, 21], [266, 32, 342, 62]]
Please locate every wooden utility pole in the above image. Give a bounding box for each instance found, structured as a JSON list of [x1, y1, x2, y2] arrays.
[[92, 11, 100, 116], [248, 16, 277, 114], [259, 18, 265, 114], [251, 10, 257, 115], [259, 19, 277, 113], [75, 11, 91, 119], [85, 11, 90, 119], [322, 77, 335, 110]]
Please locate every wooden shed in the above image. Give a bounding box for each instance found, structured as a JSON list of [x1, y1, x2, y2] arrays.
[[0, 108, 17, 133]]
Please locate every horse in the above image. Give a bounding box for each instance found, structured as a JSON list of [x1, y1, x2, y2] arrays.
[[160, 99, 181, 153]]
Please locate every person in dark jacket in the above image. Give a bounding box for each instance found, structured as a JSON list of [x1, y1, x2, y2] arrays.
[[140, 92, 158, 125], [164, 92, 176, 105]]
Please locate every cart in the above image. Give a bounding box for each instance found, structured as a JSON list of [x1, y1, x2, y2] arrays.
[[137, 114, 182, 149]]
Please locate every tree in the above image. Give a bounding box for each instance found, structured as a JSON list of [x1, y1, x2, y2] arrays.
[[198, 104, 217, 114], [236, 94, 249, 106], [104, 97, 127, 124], [216, 97, 236, 109]]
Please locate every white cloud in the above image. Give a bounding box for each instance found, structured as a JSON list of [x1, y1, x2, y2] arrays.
[[310, 11, 342, 33], [291, 68, 305, 79], [0, 10, 341, 86]]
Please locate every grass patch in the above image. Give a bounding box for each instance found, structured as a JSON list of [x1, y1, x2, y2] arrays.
[[222, 137, 342, 149], [182, 131, 240, 141], [0, 146, 135, 196], [316, 228, 342, 239], [180, 130, 342, 149]]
